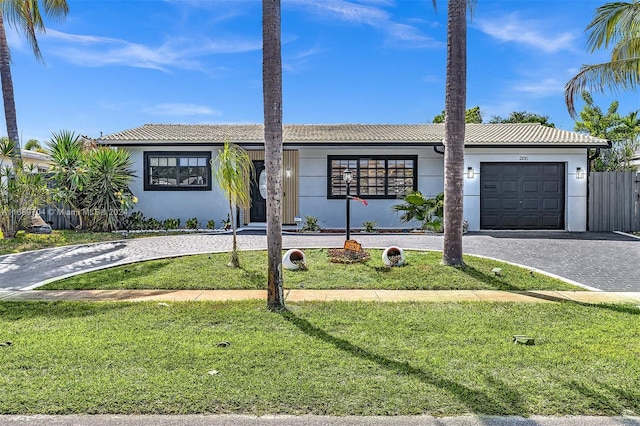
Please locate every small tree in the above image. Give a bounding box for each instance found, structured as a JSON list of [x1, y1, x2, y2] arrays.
[[212, 142, 255, 267], [0, 139, 49, 238]]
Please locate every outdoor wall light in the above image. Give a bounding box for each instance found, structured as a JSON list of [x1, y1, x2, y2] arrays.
[[576, 167, 585, 179], [285, 167, 292, 178], [467, 167, 475, 179], [343, 168, 353, 184]]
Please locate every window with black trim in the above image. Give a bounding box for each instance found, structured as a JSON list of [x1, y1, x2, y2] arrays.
[[144, 151, 212, 191], [327, 155, 417, 199]]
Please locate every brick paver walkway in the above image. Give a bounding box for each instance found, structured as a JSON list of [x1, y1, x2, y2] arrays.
[[0, 231, 638, 291]]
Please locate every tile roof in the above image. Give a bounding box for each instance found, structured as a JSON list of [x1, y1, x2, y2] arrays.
[[100, 123, 610, 147]]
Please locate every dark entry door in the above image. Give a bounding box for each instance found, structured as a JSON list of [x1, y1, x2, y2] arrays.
[[250, 160, 267, 222], [480, 162, 565, 230]]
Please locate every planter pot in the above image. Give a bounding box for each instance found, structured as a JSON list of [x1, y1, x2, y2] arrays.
[[382, 246, 406, 267], [283, 249, 307, 270]]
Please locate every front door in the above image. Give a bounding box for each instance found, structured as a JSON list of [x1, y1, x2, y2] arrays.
[[250, 160, 267, 222]]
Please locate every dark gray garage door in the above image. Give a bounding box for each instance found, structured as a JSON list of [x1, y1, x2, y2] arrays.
[[480, 162, 565, 230]]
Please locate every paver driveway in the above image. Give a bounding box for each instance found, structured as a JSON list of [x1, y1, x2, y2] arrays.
[[0, 231, 637, 291]]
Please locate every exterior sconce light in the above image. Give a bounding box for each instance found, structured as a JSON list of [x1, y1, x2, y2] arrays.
[[576, 167, 585, 179], [467, 167, 475, 179], [285, 167, 292, 178]]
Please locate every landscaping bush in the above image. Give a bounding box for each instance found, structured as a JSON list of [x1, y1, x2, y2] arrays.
[[185, 217, 200, 229]]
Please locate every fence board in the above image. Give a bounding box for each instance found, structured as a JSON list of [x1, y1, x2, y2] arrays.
[[589, 171, 640, 232]]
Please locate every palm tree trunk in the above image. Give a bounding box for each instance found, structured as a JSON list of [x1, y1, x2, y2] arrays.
[[0, 12, 21, 168], [263, 0, 285, 310], [442, 0, 466, 266]]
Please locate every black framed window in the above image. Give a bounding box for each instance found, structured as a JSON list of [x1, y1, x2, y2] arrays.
[[327, 155, 417, 199], [144, 151, 212, 191]]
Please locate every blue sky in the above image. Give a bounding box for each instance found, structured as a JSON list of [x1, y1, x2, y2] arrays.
[[4, 0, 639, 143]]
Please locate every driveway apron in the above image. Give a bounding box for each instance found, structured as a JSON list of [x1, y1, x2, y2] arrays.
[[0, 231, 637, 291]]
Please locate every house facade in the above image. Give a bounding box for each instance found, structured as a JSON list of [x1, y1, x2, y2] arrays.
[[99, 123, 609, 232]]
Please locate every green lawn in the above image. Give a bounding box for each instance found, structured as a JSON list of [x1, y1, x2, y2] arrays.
[[0, 230, 123, 255], [40, 249, 580, 291], [0, 300, 638, 416]]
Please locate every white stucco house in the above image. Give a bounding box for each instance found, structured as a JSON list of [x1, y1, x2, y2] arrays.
[[99, 123, 610, 232]]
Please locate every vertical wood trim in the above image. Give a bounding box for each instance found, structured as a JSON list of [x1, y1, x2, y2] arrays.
[[242, 150, 298, 225]]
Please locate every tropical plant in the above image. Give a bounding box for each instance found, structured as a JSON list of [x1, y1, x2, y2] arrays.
[[49, 130, 136, 231], [263, 0, 285, 309], [392, 191, 444, 232], [48, 130, 89, 229], [0, 139, 49, 238], [574, 91, 639, 171], [211, 142, 255, 267], [163, 218, 180, 230], [82, 147, 136, 232], [0, 0, 69, 168], [206, 219, 216, 230], [565, 1, 640, 117], [362, 220, 377, 233], [301, 215, 320, 232], [185, 217, 199, 230]]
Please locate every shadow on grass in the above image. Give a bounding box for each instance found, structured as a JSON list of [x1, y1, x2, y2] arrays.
[[564, 380, 640, 415], [239, 266, 267, 289], [280, 308, 528, 416], [460, 266, 640, 316]]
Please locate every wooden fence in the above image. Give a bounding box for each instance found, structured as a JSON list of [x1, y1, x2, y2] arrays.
[[588, 171, 640, 232]]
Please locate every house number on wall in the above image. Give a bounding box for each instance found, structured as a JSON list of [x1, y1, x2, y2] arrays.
[[519, 156, 529, 161]]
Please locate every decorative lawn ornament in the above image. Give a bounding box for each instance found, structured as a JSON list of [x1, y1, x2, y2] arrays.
[[382, 246, 406, 267]]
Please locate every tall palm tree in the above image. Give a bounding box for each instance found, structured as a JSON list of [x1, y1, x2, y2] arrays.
[[0, 0, 69, 168], [565, 1, 640, 118], [441, 0, 468, 266], [211, 142, 255, 267], [262, 0, 285, 310]]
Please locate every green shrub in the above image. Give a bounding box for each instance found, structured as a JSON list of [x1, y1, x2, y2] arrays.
[[362, 220, 377, 233], [301, 215, 320, 232], [391, 191, 444, 232], [124, 212, 145, 230], [163, 218, 180, 230], [144, 218, 162, 230], [185, 217, 200, 229], [206, 220, 216, 229]]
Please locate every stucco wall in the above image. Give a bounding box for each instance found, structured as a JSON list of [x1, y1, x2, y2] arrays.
[[125, 146, 229, 227], [463, 148, 588, 232], [296, 147, 444, 229]]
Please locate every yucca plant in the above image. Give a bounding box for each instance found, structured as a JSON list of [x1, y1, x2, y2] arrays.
[[48, 130, 88, 229], [83, 148, 137, 232]]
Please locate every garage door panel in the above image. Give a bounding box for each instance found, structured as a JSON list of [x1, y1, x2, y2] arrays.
[[502, 198, 519, 210], [522, 198, 540, 209], [480, 162, 564, 230]]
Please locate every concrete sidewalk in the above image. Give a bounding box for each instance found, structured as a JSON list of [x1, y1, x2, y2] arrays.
[[2, 289, 640, 304]]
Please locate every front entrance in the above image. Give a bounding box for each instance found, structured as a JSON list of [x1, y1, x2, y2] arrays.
[[250, 160, 267, 222]]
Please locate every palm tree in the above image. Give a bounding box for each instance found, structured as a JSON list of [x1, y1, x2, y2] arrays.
[[262, 0, 285, 310], [565, 1, 640, 118], [211, 142, 255, 267], [441, 0, 468, 267], [0, 0, 69, 168]]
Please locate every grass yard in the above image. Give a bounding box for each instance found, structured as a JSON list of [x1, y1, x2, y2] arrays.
[[40, 249, 580, 291], [0, 300, 638, 416], [0, 230, 122, 255]]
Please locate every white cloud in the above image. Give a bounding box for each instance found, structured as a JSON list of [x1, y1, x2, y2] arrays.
[[475, 13, 578, 53], [513, 78, 565, 98], [285, 0, 442, 48], [141, 103, 221, 116], [42, 29, 260, 72]]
